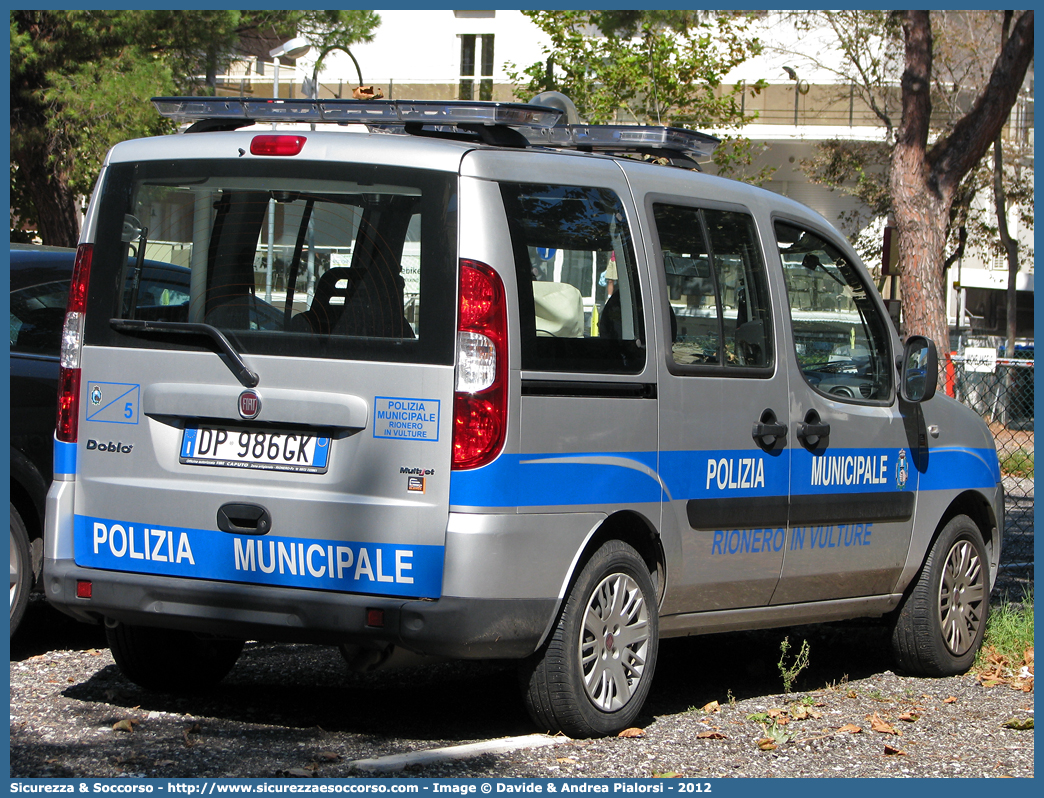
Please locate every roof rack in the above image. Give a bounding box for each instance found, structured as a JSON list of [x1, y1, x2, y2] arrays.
[[152, 97, 562, 129], [150, 97, 720, 166]]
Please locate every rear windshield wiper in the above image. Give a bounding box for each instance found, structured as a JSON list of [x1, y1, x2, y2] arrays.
[[110, 319, 259, 388]]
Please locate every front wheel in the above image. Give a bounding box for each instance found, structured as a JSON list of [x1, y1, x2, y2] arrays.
[[520, 540, 658, 737], [106, 622, 244, 692], [890, 514, 990, 676]]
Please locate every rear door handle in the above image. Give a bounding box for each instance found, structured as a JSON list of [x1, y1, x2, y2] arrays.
[[752, 409, 787, 450], [217, 503, 271, 535]]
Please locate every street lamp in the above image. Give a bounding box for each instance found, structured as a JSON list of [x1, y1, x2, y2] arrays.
[[265, 38, 312, 302], [269, 37, 312, 99], [782, 65, 809, 126]]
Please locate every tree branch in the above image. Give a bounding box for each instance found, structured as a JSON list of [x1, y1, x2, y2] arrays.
[[929, 10, 1033, 193]]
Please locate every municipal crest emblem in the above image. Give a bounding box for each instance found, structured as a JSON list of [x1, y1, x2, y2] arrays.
[[896, 448, 909, 490]]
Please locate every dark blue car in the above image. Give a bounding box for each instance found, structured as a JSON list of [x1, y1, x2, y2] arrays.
[[9, 244, 198, 635]]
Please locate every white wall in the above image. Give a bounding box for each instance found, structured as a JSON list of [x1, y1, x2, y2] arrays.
[[305, 10, 551, 87]]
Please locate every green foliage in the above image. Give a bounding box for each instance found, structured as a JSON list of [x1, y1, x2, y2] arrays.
[[10, 10, 380, 243], [979, 592, 1034, 668], [508, 11, 770, 184], [999, 449, 1034, 478], [777, 636, 811, 694], [510, 10, 764, 130]]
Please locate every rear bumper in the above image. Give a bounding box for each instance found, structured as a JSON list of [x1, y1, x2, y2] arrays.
[[43, 557, 556, 659]]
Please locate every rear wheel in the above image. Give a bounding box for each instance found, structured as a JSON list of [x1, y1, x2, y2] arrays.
[[890, 514, 989, 676], [520, 540, 658, 737], [106, 622, 244, 692], [10, 503, 32, 637]]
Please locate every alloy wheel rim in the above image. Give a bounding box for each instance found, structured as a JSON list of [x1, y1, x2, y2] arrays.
[[938, 539, 985, 656], [579, 572, 651, 712]]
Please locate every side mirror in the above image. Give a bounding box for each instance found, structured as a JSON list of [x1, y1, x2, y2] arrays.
[[899, 335, 938, 403]]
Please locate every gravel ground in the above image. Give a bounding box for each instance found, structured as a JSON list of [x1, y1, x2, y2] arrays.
[[10, 600, 1034, 780]]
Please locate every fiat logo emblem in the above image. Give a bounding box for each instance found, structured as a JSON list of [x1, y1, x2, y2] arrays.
[[239, 390, 261, 420]]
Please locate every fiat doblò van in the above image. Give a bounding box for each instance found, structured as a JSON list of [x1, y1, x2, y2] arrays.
[[45, 97, 1002, 737]]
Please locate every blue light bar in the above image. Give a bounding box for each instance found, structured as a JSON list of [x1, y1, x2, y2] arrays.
[[152, 97, 563, 129]]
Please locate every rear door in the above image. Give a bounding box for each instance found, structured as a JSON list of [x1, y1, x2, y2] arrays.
[[644, 192, 790, 613], [74, 149, 458, 600]]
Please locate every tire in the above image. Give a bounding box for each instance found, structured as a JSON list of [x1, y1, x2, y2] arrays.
[[10, 503, 32, 638], [890, 514, 990, 676], [105, 622, 244, 692], [520, 540, 658, 738]]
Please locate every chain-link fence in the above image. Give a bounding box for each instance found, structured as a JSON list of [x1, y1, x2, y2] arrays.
[[949, 356, 1034, 600]]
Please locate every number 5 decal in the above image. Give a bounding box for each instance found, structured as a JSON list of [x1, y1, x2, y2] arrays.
[[86, 382, 140, 425]]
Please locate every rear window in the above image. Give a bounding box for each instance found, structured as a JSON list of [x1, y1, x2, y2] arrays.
[[86, 159, 457, 365]]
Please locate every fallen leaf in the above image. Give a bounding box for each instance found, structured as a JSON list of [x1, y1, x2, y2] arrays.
[[790, 706, 821, 721], [846, 690, 858, 699], [838, 723, 862, 734], [756, 737, 777, 751], [317, 751, 341, 762], [87, 649, 101, 656], [617, 727, 645, 738], [701, 700, 720, 714], [352, 86, 384, 100], [883, 745, 906, 756], [944, 696, 957, 704], [1002, 717, 1033, 730], [767, 707, 786, 718], [653, 772, 682, 779], [898, 712, 919, 723], [556, 757, 577, 764], [869, 713, 900, 736], [697, 730, 726, 740], [286, 768, 313, 778], [112, 719, 137, 733]]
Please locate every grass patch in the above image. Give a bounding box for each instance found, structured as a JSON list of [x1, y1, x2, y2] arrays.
[[999, 449, 1034, 478], [977, 591, 1034, 670]]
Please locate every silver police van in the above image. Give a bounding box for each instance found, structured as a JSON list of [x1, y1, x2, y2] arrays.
[[44, 96, 1003, 737]]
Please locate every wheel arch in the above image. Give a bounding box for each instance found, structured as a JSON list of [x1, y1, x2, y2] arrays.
[[936, 489, 1002, 590], [538, 509, 665, 651]]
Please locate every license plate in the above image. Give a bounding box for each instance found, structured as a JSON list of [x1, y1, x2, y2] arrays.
[[180, 427, 331, 474]]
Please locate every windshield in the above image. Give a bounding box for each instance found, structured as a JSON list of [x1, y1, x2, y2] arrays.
[[86, 159, 457, 365]]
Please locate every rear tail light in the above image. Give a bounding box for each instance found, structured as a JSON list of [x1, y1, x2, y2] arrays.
[[56, 244, 92, 443], [452, 260, 507, 470]]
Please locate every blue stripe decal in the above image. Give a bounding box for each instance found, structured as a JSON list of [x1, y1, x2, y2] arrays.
[[54, 438, 78, 475], [73, 515, 443, 599], [449, 451, 663, 507], [450, 446, 999, 509], [917, 446, 1001, 491]]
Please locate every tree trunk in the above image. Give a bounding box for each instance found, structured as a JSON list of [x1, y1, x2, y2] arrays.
[[12, 141, 81, 247], [890, 11, 953, 348], [890, 10, 1033, 353]]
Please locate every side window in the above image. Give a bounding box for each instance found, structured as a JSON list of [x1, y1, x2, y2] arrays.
[[653, 203, 773, 370], [10, 279, 70, 356], [774, 221, 892, 402], [500, 183, 645, 374]]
